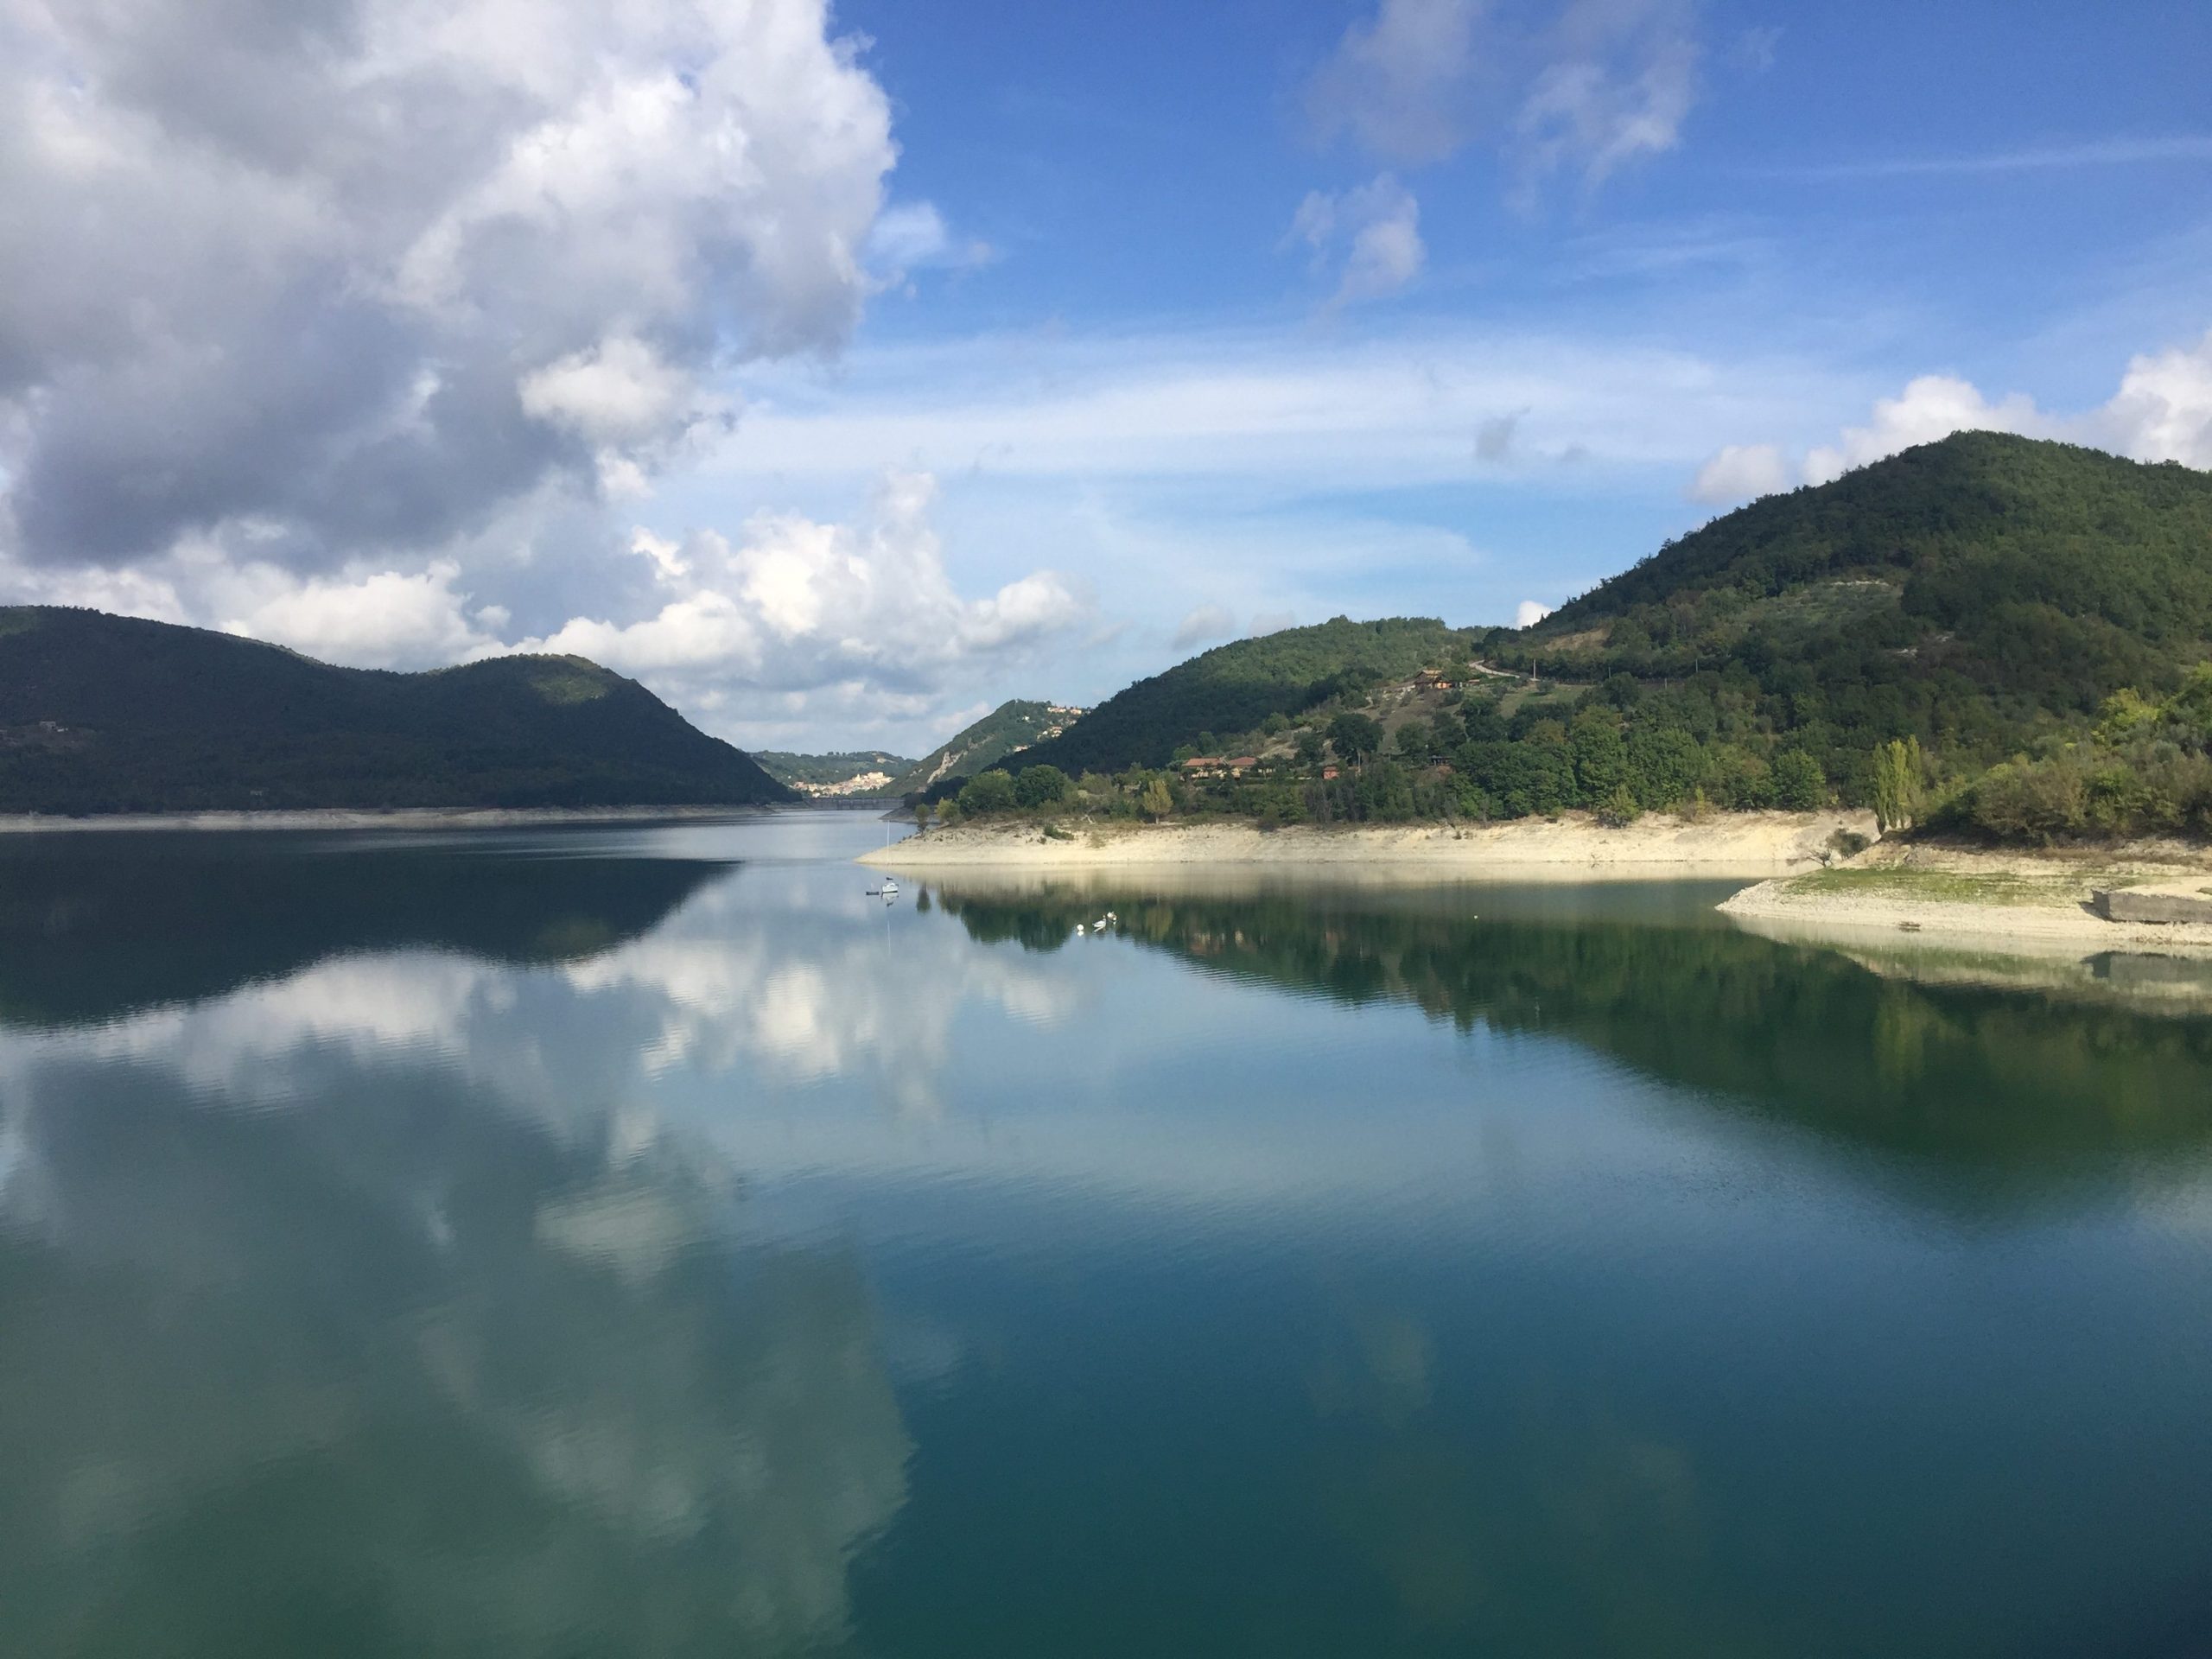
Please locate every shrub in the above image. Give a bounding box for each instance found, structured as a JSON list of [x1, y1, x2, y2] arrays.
[[1014, 764, 1070, 809], [1595, 783, 1642, 827], [957, 769, 1017, 817], [1967, 756, 2088, 843]]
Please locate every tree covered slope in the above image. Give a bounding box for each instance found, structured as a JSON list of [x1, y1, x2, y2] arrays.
[[0, 607, 794, 813], [1009, 617, 1474, 780], [890, 700, 1084, 794], [1514, 433, 2212, 727]]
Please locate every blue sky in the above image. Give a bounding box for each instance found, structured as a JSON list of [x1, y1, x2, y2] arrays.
[[3, 0, 2209, 750]]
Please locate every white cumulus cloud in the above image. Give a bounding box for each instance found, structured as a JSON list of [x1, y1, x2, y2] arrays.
[[221, 562, 495, 670], [1688, 442, 1792, 504], [2101, 328, 2212, 467], [1802, 374, 2054, 485], [1515, 599, 1554, 626], [1691, 329, 2212, 503], [0, 0, 896, 575], [497, 474, 1087, 723]]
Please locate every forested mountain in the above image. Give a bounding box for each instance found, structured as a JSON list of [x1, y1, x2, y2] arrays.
[[0, 607, 793, 814], [1009, 617, 1473, 779], [938, 436, 2212, 842], [890, 700, 1084, 794], [1513, 432, 2212, 730]]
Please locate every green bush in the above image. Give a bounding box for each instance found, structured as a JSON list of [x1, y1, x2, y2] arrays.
[[1014, 764, 1070, 809], [957, 769, 1017, 816]]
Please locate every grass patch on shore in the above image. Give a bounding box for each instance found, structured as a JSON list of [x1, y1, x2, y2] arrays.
[[1781, 868, 2100, 906]]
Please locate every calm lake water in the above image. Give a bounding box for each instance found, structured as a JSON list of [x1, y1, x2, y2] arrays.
[[5, 812, 2212, 1657]]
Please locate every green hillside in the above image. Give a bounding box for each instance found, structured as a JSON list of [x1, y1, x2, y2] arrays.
[[753, 750, 913, 791], [1514, 432, 2212, 713], [945, 437, 2212, 842], [1004, 617, 1474, 781], [0, 607, 794, 814], [892, 700, 1084, 795]]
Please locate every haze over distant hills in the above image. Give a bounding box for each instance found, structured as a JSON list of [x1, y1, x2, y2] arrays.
[[0, 608, 792, 815]]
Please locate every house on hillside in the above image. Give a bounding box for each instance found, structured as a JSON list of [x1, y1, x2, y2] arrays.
[[1412, 668, 1461, 692]]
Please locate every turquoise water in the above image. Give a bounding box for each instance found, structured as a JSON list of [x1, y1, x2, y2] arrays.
[[3, 812, 2212, 1656]]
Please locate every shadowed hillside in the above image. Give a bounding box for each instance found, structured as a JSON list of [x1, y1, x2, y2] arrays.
[[0, 608, 792, 814]]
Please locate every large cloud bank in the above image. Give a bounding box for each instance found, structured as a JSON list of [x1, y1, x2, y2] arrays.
[[0, 0, 1075, 738]]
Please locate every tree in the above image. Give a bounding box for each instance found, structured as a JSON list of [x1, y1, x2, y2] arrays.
[[957, 769, 1017, 816], [1460, 698, 1506, 744], [1773, 749, 1827, 811], [1869, 737, 1924, 831], [1014, 764, 1070, 809], [1393, 717, 1433, 764], [1328, 712, 1382, 763], [1139, 774, 1175, 819], [904, 792, 931, 831], [1875, 739, 1929, 831], [1295, 729, 1326, 771], [1569, 710, 1629, 806]]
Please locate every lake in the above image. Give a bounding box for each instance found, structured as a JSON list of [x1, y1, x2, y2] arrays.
[[4, 811, 2212, 1657]]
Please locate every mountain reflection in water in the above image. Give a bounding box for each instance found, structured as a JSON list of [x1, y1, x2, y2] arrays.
[[3, 818, 2211, 1657], [935, 879, 2212, 1182]]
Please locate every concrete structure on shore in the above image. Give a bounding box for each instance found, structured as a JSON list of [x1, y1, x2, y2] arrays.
[[2095, 882, 2212, 925]]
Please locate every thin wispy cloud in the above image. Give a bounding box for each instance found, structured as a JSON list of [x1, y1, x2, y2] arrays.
[[1758, 134, 2212, 180]]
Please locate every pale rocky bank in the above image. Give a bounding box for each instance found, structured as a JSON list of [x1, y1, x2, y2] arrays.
[[1721, 839, 2212, 957], [863, 810, 1876, 877]]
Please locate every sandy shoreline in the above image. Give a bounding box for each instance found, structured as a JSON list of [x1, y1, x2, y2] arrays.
[[0, 804, 787, 835], [861, 810, 1875, 877], [1720, 841, 2212, 956]]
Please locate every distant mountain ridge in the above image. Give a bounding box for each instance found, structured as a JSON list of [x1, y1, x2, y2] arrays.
[[890, 700, 1084, 795], [0, 607, 793, 814]]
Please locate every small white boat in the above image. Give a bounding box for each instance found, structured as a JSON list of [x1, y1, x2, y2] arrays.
[[867, 877, 899, 899]]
